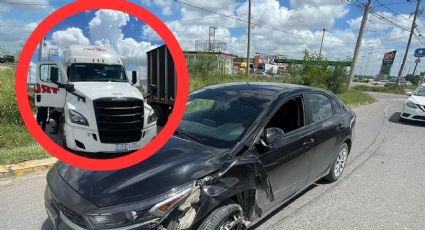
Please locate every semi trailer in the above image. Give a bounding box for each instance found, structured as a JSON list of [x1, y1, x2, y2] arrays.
[[145, 45, 176, 126], [34, 45, 157, 154]]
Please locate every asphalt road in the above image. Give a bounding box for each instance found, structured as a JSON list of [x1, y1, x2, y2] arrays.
[[1, 92, 424, 230]]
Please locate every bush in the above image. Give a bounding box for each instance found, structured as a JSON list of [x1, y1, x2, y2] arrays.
[[299, 51, 348, 94]]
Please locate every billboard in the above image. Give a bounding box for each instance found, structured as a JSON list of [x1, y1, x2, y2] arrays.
[[379, 50, 397, 77]]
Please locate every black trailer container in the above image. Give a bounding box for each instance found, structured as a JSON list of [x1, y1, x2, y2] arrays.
[[146, 45, 176, 126]]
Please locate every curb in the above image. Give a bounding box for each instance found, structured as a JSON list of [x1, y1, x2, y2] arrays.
[[0, 157, 57, 179]]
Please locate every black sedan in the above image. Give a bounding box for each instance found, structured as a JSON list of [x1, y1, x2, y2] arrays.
[[45, 83, 356, 230]]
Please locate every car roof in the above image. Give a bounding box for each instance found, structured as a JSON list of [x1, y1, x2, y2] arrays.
[[201, 82, 315, 96]]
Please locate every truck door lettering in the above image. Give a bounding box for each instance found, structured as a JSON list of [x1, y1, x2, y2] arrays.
[[34, 83, 59, 94]]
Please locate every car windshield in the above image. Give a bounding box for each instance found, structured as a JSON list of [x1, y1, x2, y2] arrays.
[[70, 64, 127, 82], [415, 86, 425, 96], [177, 89, 272, 148]]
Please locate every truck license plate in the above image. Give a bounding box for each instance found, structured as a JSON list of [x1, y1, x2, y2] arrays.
[[116, 143, 140, 152]]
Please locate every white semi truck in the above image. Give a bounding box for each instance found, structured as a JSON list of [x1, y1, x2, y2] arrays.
[[35, 45, 157, 153]]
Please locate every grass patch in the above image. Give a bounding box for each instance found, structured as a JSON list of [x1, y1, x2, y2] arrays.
[[353, 85, 416, 95], [190, 72, 376, 107], [0, 69, 47, 165], [339, 89, 376, 107]]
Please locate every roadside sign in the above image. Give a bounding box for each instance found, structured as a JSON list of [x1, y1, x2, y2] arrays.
[[414, 48, 425, 57]]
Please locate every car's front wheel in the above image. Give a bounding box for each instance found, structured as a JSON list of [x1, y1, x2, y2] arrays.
[[198, 202, 244, 230], [324, 143, 349, 182]]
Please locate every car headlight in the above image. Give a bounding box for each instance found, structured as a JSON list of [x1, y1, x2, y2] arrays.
[[147, 110, 158, 124], [406, 100, 418, 109], [69, 109, 89, 126], [85, 183, 191, 229]]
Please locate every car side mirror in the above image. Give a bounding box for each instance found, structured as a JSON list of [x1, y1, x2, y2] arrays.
[[261, 128, 285, 146], [406, 91, 413, 96], [132, 71, 137, 85], [50, 66, 59, 83]]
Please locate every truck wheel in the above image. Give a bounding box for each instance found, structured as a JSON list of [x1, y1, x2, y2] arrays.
[[198, 202, 244, 230], [324, 143, 349, 182], [152, 105, 166, 126]]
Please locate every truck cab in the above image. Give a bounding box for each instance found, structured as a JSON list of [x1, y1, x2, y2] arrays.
[[35, 45, 157, 154]]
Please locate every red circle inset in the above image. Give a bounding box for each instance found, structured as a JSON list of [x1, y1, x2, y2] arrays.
[[15, 0, 188, 171]]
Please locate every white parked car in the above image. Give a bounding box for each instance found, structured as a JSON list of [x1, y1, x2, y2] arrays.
[[400, 84, 425, 122], [371, 80, 388, 85]]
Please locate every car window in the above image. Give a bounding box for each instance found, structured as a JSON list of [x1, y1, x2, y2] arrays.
[[415, 86, 425, 96], [39, 64, 62, 83], [185, 99, 215, 114], [266, 96, 304, 134], [332, 99, 341, 114], [308, 94, 333, 122], [178, 90, 272, 148]]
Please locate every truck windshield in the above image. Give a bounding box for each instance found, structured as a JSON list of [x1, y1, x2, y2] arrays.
[[70, 64, 127, 82], [176, 89, 272, 148]]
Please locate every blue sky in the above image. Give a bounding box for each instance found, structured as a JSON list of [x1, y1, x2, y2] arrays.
[[1, 0, 425, 77]]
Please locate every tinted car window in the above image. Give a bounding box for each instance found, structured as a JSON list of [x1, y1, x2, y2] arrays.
[[308, 94, 333, 122], [332, 99, 341, 114], [178, 89, 272, 148]]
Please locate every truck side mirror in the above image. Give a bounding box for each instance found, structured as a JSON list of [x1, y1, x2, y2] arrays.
[[132, 71, 137, 85], [50, 66, 59, 83], [65, 83, 75, 93]]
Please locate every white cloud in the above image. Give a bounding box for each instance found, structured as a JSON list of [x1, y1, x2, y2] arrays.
[[89, 10, 130, 43], [0, 20, 38, 52], [51, 27, 90, 50], [141, 0, 174, 16], [88, 10, 157, 66]]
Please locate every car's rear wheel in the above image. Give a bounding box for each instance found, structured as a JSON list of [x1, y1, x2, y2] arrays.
[[198, 202, 244, 230], [324, 143, 349, 182]]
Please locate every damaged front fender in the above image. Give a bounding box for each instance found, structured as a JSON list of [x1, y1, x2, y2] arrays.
[[176, 151, 274, 229]]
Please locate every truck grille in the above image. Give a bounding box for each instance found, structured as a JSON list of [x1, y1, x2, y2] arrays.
[[94, 98, 144, 144]]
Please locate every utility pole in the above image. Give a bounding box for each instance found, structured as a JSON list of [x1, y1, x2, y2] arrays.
[[319, 28, 326, 59], [412, 57, 420, 76], [397, 0, 421, 86], [245, 0, 252, 76], [347, 0, 371, 89]]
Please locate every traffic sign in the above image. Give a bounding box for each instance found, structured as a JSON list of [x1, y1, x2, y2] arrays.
[[414, 48, 425, 57]]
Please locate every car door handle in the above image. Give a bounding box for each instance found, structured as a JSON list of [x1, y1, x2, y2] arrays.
[[303, 138, 315, 148], [336, 123, 343, 131]]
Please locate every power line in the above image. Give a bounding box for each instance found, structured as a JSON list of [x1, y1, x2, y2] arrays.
[[374, 0, 413, 25], [0, 1, 72, 6], [176, 0, 380, 45]]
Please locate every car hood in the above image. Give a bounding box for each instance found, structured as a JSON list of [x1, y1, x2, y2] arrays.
[[410, 95, 425, 105], [56, 136, 229, 207], [73, 82, 144, 100]]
